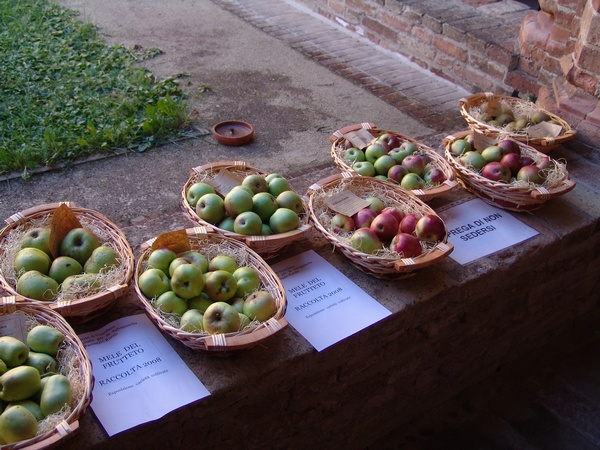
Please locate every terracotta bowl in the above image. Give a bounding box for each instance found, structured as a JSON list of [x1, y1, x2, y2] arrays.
[[212, 120, 254, 146]]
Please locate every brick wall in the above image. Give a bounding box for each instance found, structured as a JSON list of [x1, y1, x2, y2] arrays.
[[296, 0, 600, 158]]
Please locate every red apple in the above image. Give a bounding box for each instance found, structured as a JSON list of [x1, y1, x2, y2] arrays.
[[390, 233, 422, 258], [495, 139, 520, 155], [423, 167, 446, 184], [381, 206, 405, 224], [387, 164, 409, 183], [399, 213, 421, 234], [480, 162, 512, 183], [499, 152, 523, 177], [370, 213, 399, 242], [521, 156, 535, 166], [377, 132, 401, 150], [349, 228, 383, 254], [516, 165, 545, 184], [401, 154, 426, 176], [537, 155, 553, 170], [352, 208, 378, 229], [414, 214, 446, 242]]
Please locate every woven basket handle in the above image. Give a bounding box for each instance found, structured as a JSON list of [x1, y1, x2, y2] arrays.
[[190, 160, 249, 176], [5, 201, 76, 225], [244, 225, 310, 250], [393, 241, 454, 272], [329, 122, 376, 143], [201, 316, 288, 351]]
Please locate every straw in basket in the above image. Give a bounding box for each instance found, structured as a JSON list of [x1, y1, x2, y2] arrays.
[[329, 122, 457, 202], [458, 92, 576, 153], [443, 131, 576, 212], [134, 227, 288, 354], [181, 160, 311, 260], [0, 202, 134, 323], [0, 296, 93, 450], [307, 172, 453, 280]]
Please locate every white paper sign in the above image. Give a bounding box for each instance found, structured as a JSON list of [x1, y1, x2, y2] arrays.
[[437, 197, 539, 265], [271, 250, 391, 352], [79, 314, 210, 436]]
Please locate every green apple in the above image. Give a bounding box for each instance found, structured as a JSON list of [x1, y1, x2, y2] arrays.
[[187, 293, 214, 313], [241, 174, 268, 194], [450, 139, 471, 156], [169, 256, 193, 278], [83, 245, 119, 274], [138, 268, 171, 299], [261, 224, 273, 236], [186, 182, 216, 207], [276, 190, 304, 214], [373, 154, 397, 176], [0, 359, 6, 375], [0, 404, 38, 444], [202, 301, 241, 334], [182, 251, 209, 273], [59, 227, 101, 266], [265, 172, 283, 183], [344, 147, 365, 163], [170, 263, 205, 299], [147, 248, 178, 275], [0, 337, 28, 368], [234, 211, 263, 236], [267, 177, 290, 197], [13, 247, 52, 276], [217, 216, 236, 232], [195, 193, 226, 225], [5, 400, 44, 422], [269, 208, 299, 234], [232, 266, 261, 298], [39, 374, 72, 416], [204, 270, 238, 303], [366, 196, 385, 213], [179, 309, 205, 333], [243, 290, 277, 322], [27, 324, 64, 357], [400, 173, 426, 190], [60, 273, 102, 295], [16, 270, 59, 301], [230, 185, 254, 196], [349, 227, 383, 254], [252, 192, 279, 222], [230, 297, 245, 313], [48, 256, 83, 284], [0, 366, 41, 402], [238, 313, 251, 330], [24, 352, 57, 376], [20, 227, 52, 257], [364, 142, 388, 164], [208, 254, 238, 274], [460, 150, 487, 170], [224, 188, 254, 218], [352, 160, 376, 177], [155, 291, 188, 316]]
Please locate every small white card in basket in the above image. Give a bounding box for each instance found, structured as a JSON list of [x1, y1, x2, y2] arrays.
[[271, 250, 392, 351], [79, 314, 210, 436]]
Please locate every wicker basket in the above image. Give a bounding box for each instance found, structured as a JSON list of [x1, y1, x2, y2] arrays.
[[459, 92, 576, 153], [0, 202, 134, 323], [181, 160, 311, 260], [443, 131, 577, 212], [0, 296, 93, 450], [329, 123, 457, 202], [134, 227, 288, 353], [307, 172, 454, 280]]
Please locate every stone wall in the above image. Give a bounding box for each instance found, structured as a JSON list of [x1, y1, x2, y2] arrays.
[[296, 0, 600, 157]]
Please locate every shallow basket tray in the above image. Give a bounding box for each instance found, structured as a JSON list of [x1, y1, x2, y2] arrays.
[[443, 131, 576, 212], [307, 172, 454, 280], [0, 296, 93, 450], [134, 227, 288, 353], [329, 122, 457, 202], [0, 202, 134, 323], [458, 92, 576, 153], [181, 160, 311, 260]]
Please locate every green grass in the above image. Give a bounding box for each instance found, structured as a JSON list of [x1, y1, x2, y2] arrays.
[[0, 0, 191, 178]]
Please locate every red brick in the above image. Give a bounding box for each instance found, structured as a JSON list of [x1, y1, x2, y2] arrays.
[[576, 42, 600, 73], [486, 43, 518, 69], [411, 25, 433, 44], [329, 0, 346, 16], [362, 16, 397, 41], [433, 36, 467, 62], [585, 103, 600, 127], [580, 1, 600, 46], [505, 71, 543, 96], [380, 11, 412, 34], [454, 63, 494, 91], [567, 67, 599, 97]]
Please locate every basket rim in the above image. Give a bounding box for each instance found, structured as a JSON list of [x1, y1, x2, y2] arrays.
[[0, 296, 93, 450], [0, 202, 135, 321], [443, 131, 576, 211], [134, 227, 288, 353], [307, 172, 454, 278], [329, 123, 458, 202], [458, 92, 577, 149], [180, 160, 312, 259]]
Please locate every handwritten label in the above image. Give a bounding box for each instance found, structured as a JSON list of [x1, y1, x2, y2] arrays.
[[324, 190, 371, 217], [344, 129, 375, 149]]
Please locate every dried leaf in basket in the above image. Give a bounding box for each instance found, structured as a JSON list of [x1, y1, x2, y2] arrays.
[[49, 204, 82, 258], [151, 229, 191, 254]]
